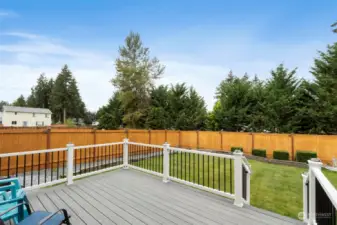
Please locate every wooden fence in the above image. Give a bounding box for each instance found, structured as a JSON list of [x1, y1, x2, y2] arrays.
[[1, 128, 337, 167]]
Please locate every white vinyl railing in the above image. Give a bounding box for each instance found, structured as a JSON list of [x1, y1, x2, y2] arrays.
[[0, 139, 251, 207], [126, 139, 251, 207], [302, 159, 337, 225]]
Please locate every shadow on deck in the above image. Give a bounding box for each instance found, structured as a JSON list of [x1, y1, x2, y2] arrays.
[[26, 169, 304, 225]]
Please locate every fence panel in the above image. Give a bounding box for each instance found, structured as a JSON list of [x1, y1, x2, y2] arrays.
[[199, 131, 222, 150], [96, 130, 125, 143], [50, 130, 94, 148], [166, 131, 180, 147], [128, 130, 150, 143], [222, 132, 252, 154], [180, 131, 197, 149], [150, 130, 166, 145]]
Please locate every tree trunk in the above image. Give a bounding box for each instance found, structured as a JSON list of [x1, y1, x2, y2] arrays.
[[63, 108, 66, 123]]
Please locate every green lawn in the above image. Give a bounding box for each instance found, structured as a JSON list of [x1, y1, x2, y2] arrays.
[[131, 152, 337, 219]]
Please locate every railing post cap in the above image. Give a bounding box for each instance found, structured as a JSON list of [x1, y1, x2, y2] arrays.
[[233, 150, 243, 156], [301, 172, 308, 178], [123, 138, 129, 142], [308, 158, 323, 168], [164, 142, 170, 146], [67, 142, 74, 147]]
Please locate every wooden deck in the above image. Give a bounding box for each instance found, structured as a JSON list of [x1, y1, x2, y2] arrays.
[[27, 169, 304, 225]]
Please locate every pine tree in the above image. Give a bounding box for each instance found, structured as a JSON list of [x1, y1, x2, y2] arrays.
[[97, 92, 123, 129], [311, 43, 337, 134], [145, 85, 170, 129], [12, 95, 27, 107], [26, 74, 54, 108], [50, 65, 86, 123], [112, 31, 165, 128], [0, 101, 9, 111], [264, 64, 299, 133]]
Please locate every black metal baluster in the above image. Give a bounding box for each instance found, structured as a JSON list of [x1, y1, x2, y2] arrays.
[[38, 153, 40, 184], [105, 145, 107, 168], [23, 155, 26, 187], [51, 152, 53, 181], [109, 145, 112, 167], [224, 158, 226, 192], [213, 156, 215, 189], [57, 151, 60, 179], [208, 155, 210, 187], [189, 153, 191, 182], [202, 155, 205, 186], [30, 154, 33, 186], [16, 155, 19, 178], [7, 156, 10, 178], [197, 154, 199, 184], [176, 151, 178, 178], [85, 147, 87, 172], [180, 151, 182, 179], [184, 152, 186, 180], [80, 149, 82, 174], [230, 159, 233, 194], [218, 157, 220, 190], [63, 150, 65, 177], [45, 153, 47, 183]]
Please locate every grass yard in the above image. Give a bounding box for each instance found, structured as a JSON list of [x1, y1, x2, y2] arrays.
[[131, 152, 337, 219]]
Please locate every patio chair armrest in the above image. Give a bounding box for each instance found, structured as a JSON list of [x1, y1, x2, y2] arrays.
[[0, 202, 29, 217], [0, 196, 25, 205], [0, 178, 20, 188], [38, 209, 70, 225], [0, 184, 15, 192]]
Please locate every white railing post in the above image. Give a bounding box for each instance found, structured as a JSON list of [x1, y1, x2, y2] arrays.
[[308, 158, 323, 225], [66, 143, 74, 185], [123, 138, 129, 169], [233, 150, 244, 207], [302, 172, 309, 223], [163, 142, 170, 183]]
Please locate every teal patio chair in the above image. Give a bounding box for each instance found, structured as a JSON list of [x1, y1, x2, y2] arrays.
[[0, 178, 29, 224], [0, 202, 71, 225]]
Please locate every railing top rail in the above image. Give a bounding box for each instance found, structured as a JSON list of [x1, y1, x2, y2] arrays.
[[0, 147, 68, 157], [128, 142, 164, 149], [169, 146, 235, 159], [312, 167, 337, 209], [73, 142, 124, 150], [242, 157, 252, 174]]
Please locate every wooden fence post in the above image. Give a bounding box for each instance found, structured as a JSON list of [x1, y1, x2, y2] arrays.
[[124, 128, 129, 139], [45, 128, 51, 169], [165, 129, 167, 142], [178, 130, 181, 147], [220, 130, 223, 150], [197, 130, 199, 149], [291, 134, 295, 161], [251, 133, 254, 153], [93, 128, 97, 164], [148, 129, 151, 144]]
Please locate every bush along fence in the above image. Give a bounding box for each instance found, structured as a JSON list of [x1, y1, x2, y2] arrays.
[[0, 139, 252, 208], [0, 128, 336, 167]]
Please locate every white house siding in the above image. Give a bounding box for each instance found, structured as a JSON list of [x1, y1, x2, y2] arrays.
[[2, 111, 52, 127]]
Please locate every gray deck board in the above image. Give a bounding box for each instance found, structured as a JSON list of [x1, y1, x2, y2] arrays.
[[27, 169, 304, 225]]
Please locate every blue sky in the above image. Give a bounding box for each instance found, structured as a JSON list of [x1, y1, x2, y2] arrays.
[[0, 0, 336, 111]]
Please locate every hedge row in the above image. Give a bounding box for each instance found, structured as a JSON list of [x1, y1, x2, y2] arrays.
[[230, 147, 317, 163]]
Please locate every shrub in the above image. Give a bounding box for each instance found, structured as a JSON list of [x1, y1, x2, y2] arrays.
[[252, 149, 267, 157], [296, 151, 317, 163], [273, 151, 289, 160], [231, 147, 243, 152]]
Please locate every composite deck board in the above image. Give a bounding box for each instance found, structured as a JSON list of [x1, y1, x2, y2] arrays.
[[112, 171, 276, 225], [27, 169, 304, 225]]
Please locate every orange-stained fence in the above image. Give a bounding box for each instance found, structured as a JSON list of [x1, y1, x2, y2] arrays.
[[1, 128, 337, 166]]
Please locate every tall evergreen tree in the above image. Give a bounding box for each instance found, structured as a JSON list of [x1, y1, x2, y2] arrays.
[[145, 85, 170, 129], [97, 92, 123, 129], [12, 95, 27, 107], [214, 72, 253, 131], [311, 43, 337, 134], [264, 64, 299, 133], [0, 101, 9, 111], [112, 31, 165, 128], [26, 74, 54, 108], [50, 65, 86, 123]]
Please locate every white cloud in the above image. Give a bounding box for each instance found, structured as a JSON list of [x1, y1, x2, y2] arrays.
[[0, 10, 18, 18]]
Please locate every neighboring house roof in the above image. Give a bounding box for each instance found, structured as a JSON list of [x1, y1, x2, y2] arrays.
[[3, 106, 52, 114]]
